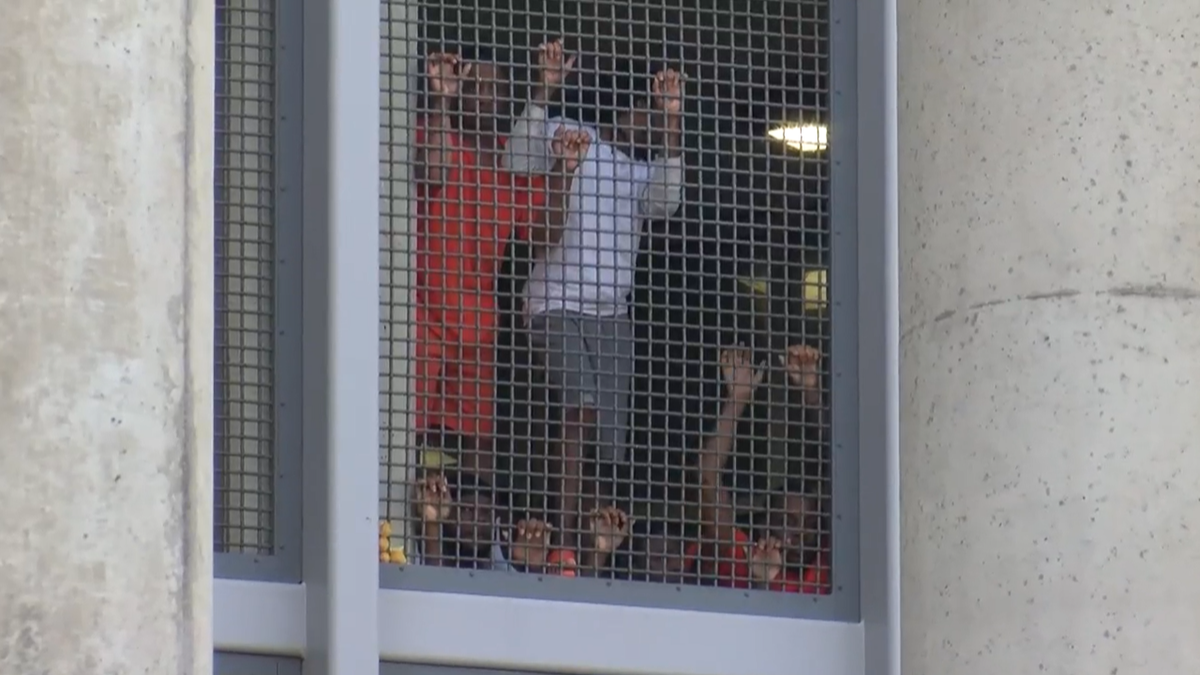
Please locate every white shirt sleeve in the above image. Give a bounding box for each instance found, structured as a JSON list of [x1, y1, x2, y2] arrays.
[[503, 103, 554, 175], [639, 155, 684, 219]]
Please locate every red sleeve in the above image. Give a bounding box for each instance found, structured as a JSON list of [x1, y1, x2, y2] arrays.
[[768, 560, 831, 595]]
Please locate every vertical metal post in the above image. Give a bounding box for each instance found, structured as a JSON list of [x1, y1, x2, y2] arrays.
[[857, 0, 900, 669], [302, 0, 381, 669], [379, 0, 419, 548]]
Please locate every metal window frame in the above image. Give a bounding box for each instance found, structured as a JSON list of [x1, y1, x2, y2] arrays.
[[214, 0, 305, 584], [380, 0, 861, 625], [215, 651, 303, 675], [213, 0, 900, 672]]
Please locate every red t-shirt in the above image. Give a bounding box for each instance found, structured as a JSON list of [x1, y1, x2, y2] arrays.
[[413, 126, 544, 438], [686, 530, 831, 594], [686, 529, 753, 588], [768, 555, 831, 595]]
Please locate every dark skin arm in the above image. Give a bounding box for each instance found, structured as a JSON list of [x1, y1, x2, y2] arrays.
[[528, 128, 589, 249], [653, 68, 684, 160], [529, 159, 573, 248], [697, 347, 762, 546], [659, 111, 682, 160], [414, 54, 470, 188]]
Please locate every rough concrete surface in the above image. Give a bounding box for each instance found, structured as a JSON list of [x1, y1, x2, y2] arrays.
[[899, 1, 1200, 673], [0, 0, 214, 672]]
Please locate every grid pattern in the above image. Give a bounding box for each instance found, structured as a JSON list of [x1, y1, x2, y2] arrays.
[[380, 0, 832, 596], [215, 0, 277, 555]]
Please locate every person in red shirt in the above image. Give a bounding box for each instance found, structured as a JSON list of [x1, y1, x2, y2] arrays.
[[413, 51, 582, 479], [688, 344, 831, 594]]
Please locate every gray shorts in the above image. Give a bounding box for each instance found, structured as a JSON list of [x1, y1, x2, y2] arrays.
[[528, 311, 634, 463]]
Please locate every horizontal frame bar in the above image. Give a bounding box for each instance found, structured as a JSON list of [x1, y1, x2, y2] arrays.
[[215, 651, 303, 674], [214, 579, 306, 656], [214, 579, 866, 675], [379, 588, 865, 675]]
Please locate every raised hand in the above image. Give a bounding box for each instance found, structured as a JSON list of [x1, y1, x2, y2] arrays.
[[652, 68, 683, 115], [781, 344, 822, 405], [509, 519, 553, 570], [536, 39, 576, 91], [413, 473, 452, 524], [749, 536, 785, 583], [720, 344, 763, 403], [587, 506, 630, 554], [550, 127, 591, 172], [427, 52, 472, 98]]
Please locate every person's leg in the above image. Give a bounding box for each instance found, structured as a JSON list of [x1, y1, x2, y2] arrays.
[[585, 313, 635, 483], [527, 312, 600, 551]]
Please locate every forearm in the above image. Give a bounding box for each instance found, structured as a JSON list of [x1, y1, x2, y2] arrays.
[[530, 160, 573, 248], [415, 97, 454, 186], [660, 112, 682, 159], [420, 528, 445, 567], [698, 396, 749, 484], [640, 115, 684, 218]]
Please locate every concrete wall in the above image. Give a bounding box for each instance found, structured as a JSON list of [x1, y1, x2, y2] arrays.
[[899, 1, 1200, 673], [0, 0, 213, 672]]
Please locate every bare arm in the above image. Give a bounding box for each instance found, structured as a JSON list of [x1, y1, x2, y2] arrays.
[[505, 38, 573, 175], [528, 158, 574, 248], [414, 96, 456, 188], [640, 90, 684, 219], [697, 394, 752, 545], [527, 128, 589, 248], [420, 525, 446, 567]]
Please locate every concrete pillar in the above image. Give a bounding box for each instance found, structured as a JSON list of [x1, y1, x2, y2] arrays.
[[899, 1, 1200, 673], [0, 0, 213, 672]]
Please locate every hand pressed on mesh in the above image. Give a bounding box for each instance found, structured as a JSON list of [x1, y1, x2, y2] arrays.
[[426, 52, 472, 98], [509, 519, 553, 569], [587, 506, 630, 554], [413, 472, 452, 524], [720, 344, 763, 403], [550, 127, 591, 172], [780, 344, 822, 405], [536, 39, 576, 90], [749, 536, 785, 584], [652, 68, 684, 115]]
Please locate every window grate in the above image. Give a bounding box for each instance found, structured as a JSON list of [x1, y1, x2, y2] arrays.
[[380, 0, 834, 603], [215, 0, 277, 556]]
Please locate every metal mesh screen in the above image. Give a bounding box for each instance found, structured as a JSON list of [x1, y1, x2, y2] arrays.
[[215, 0, 277, 555], [380, 0, 832, 595]]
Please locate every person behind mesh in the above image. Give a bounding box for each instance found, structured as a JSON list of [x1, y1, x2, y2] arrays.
[[688, 344, 831, 594], [502, 39, 685, 551], [410, 468, 579, 575], [413, 46, 571, 483]]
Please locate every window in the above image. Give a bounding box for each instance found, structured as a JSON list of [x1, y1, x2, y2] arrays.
[[379, 0, 856, 620], [214, 0, 301, 582]]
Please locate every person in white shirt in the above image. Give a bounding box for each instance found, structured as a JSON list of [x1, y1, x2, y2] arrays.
[[503, 40, 684, 550]]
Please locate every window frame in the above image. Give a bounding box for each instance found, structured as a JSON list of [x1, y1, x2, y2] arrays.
[[213, 0, 900, 670], [213, 0, 305, 584]]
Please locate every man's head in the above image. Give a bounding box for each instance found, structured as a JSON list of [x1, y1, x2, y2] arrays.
[[455, 49, 509, 132], [600, 61, 661, 159]]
